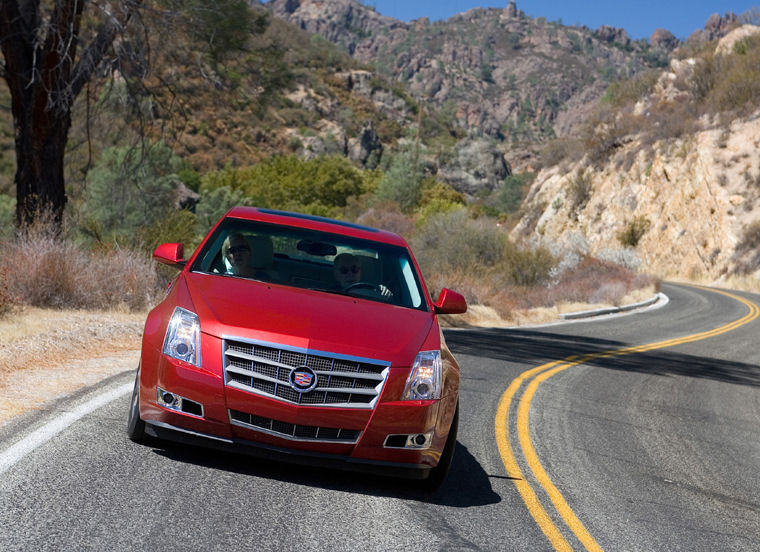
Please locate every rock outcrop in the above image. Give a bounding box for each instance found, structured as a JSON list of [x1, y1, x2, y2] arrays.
[[512, 35, 760, 281], [687, 12, 740, 44], [650, 28, 678, 51], [437, 138, 511, 196]]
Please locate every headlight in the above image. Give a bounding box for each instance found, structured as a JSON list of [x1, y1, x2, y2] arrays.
[[402, 350, 442, 400], [162, 307, 202, 367]]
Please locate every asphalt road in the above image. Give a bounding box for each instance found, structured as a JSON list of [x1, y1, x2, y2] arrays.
[[1, 283, 758, 551]]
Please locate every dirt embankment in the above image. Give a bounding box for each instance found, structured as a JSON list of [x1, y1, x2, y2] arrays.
[[0, 309, 144, 425]]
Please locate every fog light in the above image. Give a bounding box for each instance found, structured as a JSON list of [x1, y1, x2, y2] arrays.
[[161, 391, 176, 406], [383, 432, 433, 449], [156, 387, 204, 418]]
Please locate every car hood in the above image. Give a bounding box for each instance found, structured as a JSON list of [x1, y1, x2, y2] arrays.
[[182, 272, 434, 365]]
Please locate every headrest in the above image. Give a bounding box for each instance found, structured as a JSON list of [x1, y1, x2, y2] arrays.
[[249, 235, 274, 268]]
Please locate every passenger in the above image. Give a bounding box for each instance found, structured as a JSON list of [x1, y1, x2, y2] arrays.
[[223, 233, 279, 281], [223, 233, 255, 277]]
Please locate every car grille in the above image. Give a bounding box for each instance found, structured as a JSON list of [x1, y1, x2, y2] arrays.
[[223, 337, 390, 409], [229, 409, 361, 443]]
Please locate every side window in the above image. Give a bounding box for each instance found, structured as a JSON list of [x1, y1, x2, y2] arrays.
[[399, 257, 422, 308]]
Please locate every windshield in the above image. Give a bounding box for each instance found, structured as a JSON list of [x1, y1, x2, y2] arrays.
[[190, 218, 428, 311]]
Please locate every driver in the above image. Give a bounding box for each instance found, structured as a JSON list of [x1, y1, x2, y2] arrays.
[[333, 253, 392, 297]]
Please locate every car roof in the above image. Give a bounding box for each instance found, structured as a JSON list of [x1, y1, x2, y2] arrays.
[[224, 206, 409, 247]]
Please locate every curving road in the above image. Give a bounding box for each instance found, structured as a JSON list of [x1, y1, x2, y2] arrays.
[[1, 283, 759, 551]]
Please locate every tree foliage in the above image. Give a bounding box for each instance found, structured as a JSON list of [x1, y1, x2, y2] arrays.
[[375, 148, 424, 212], [200, 155, 376, 216], [0, 0, 266, 230], [82, 143, 186, 244]]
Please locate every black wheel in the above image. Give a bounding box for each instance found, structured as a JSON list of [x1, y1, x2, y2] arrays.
[[126, 366, 148, 443], [421, 402, 459, 491]]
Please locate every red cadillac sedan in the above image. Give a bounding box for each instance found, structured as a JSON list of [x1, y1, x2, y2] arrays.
[[127, 207, 466, 488]]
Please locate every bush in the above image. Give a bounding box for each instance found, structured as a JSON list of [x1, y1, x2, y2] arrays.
[[539, 137, 584, 168], [0, 194, 15, 240], [201, 155, 373, 213], [0, 265, 16, 317], [709, 35, 760, 113], [568, 169, 592, 219], [81, 142, 188, 247], [411, 209, 505, 276], [1, 223, 160, 311], [501, 242, 555, 286], [374, 149, 423, 212], [618, 216, 651, 247], [732, 221, 760, 274], [355, 205, 415, 237]]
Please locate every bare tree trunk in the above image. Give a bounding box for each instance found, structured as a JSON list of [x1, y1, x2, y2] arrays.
[[12, 98, 72, 227], [1, 0, 84, 229]]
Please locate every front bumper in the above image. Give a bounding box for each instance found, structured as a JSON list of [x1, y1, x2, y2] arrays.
[[144, 419, 432, 480], [139, 340, 456, 476]]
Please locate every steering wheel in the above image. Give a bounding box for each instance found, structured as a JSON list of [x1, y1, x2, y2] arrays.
[[344, 281, 381, 292]]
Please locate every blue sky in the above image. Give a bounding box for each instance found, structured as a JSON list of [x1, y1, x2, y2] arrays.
[[368, 1, 759, 40]]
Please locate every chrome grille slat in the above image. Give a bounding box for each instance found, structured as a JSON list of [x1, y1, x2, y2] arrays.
[[223, 337, 390, 409], [312, 369, 384, 381], [225, 350, 297, 371], [229, 409, 362, 443]]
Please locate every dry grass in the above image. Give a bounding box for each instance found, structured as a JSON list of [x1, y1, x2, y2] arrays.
[[440, 284, 658, 328]]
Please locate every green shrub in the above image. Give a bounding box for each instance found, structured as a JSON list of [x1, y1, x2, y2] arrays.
[[490, 172, 535, 214], [181, 0, 266, 62], [200, 155, 373, 212], [618, 216, 651, 247], [419, 179, 466, 208], [374, 149, 423, 212], [601, 70, 660, 107], [0, 194, 15, 240], [81, 142, 188, 247], [138, 208, 199, 254], [195, 185, 255, 235]]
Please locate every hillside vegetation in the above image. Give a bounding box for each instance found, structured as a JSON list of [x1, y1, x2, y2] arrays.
[[6, 3, 757, 323]]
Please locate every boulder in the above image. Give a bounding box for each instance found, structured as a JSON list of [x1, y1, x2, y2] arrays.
[[347, 120, 383, 168], [437, 138, 511, 195], [650, 28, 678, 50]]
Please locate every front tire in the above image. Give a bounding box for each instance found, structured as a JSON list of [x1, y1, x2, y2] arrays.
[[421, 402, 459, 491], [126, 366, 147, 443]]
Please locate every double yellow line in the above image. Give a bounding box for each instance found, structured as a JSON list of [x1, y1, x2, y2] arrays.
[[494, 287, 759, 551]]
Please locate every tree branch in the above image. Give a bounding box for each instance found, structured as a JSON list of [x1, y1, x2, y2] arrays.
[[70, 0, 143, 99]]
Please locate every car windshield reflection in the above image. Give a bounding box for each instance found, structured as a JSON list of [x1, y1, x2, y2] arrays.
[[190, 218, 427, 310]]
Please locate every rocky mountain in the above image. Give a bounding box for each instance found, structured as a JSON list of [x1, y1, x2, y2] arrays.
[[267, 0, 671, 159]]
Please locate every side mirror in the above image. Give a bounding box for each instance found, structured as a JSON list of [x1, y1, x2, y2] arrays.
[[153, 243, 186, 268], [434, 288, 467, 315]]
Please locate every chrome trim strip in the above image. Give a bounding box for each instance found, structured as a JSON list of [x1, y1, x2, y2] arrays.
[[221, 335, 391, 368], [313, 369, 384, 381]]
